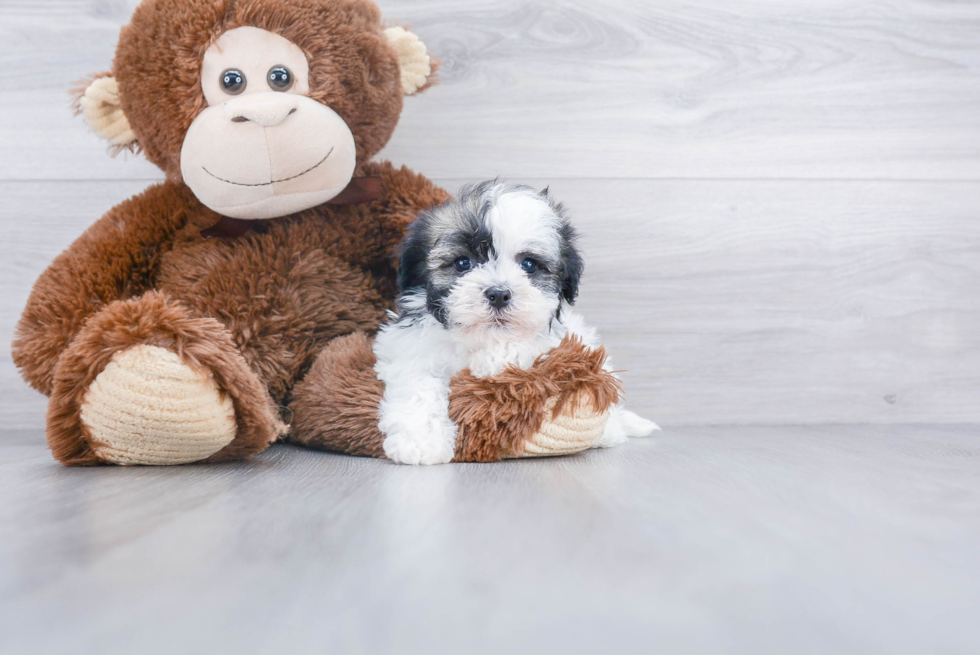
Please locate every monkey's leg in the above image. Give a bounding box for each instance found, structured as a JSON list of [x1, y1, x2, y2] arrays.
[[289, 332, 386, 458], [47, 291, 284, 466]]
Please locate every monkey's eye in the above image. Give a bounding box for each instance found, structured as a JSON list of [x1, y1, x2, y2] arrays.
[[453, 257, 472, 273], [520, 258, 539, 274], [268, 66, 293, 92], [221, 69, 246, 95]]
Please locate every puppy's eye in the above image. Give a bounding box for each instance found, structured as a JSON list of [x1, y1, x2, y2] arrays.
[[520, 258, 538, 274], [268, 66, 293, 92], [221, 69, 246, 95], [453, 257, 472, 273]]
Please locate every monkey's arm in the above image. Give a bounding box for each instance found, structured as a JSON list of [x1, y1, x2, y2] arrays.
[[317, 162, 452, 275], [449, 336, 622, 462], [12, 182, 197, 395], [356, 161, 451, 268]]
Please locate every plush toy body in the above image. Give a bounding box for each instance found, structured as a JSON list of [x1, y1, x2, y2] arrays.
[[13, 0, 618, 466]]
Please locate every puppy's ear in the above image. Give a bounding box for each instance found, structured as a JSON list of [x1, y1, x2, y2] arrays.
[[559, 223, 584, 304], [397, 219, 430, 291]]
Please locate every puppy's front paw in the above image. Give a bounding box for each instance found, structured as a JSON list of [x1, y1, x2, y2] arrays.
[[382, 431, 426, 465], [382, 418, 457, 466]]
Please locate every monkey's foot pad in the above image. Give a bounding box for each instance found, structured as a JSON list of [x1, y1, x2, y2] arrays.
[[80, 345, 237, 465], [514, 396, 609, 458]]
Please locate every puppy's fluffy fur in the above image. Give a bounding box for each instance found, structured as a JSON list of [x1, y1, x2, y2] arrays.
[[374, 182, 658, 465]]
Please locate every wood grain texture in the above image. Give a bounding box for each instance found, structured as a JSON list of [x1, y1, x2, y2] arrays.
[[1, 425, 978, 654], [3, 178, 978, 428], [1, 1, 980, 180]]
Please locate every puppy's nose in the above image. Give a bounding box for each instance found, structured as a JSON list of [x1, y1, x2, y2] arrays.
[[485, 287, 512, 310], [224, 93, 300, 127]]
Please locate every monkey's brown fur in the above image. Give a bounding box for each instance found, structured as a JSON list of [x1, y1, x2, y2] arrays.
[[13, 0, 614, 465], [290, 332, 387, 458]]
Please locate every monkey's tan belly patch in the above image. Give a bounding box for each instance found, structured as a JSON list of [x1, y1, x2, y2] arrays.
[[80, 345, 237, 465], [515, 396, 609, 458]]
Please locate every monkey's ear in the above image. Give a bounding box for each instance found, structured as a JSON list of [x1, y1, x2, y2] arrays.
[[384, 27, 435, 96], [71, 74, 137, 150]]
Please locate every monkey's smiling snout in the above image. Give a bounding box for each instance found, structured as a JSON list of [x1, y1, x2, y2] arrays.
[[202, 147, 334, 187], [178, 27, 360, 220], [181, 87, 357, 218]]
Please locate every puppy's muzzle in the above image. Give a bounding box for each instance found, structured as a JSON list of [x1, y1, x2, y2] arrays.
[[485, 287, 512, 310]]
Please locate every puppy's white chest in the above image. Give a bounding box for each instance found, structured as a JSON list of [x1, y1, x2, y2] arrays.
[[459, 333, 559, 378]]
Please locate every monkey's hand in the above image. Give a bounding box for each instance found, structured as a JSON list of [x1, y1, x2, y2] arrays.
[[449, 335, 622, 462]]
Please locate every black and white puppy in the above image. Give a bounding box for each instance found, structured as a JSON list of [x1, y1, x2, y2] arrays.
[[374, 181, 658, 465]]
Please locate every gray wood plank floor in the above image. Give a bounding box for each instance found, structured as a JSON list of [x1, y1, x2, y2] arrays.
[[1, 1, 978, 653], [2, 425, 978, 655]]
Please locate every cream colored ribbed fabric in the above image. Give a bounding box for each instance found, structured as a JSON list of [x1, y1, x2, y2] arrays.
[[79, 76, 137, 146], [80, 345, 237, 465], [518, 396, 609, 457], [383, 27, 431, 95]]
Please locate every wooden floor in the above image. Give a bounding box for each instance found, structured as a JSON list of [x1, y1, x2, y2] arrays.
[[2, 1, 979, 653], [1, 425, 978, 654]]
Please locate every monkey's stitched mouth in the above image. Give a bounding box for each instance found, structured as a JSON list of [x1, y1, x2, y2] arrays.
[[202, 147, 334, 187]]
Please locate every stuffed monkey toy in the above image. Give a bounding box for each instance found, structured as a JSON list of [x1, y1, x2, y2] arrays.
[[13, 0, 620, 466]]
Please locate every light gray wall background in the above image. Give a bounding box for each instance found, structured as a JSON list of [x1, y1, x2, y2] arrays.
[[2, 0, 978, 428]]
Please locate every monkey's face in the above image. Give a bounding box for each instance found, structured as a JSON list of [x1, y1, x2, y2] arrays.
[[181, 27, 357, 220], [77, 0, 435, 220]]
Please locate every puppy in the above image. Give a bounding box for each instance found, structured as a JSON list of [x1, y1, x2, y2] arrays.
[[373, 182, 658, 465]]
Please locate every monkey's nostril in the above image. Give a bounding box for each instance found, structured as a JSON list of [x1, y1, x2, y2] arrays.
[[231, 116, 249, 123]]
